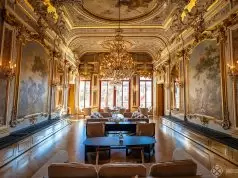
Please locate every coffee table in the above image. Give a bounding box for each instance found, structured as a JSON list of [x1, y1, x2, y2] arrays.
[[84, 136, 156, 162]]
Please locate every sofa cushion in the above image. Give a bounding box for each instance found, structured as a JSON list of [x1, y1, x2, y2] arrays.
[[100, 112, 112, 118], [91, 112, 103, 119], [124, 112, 132, 118], [132, 111, 140, 118], [98, 163, 147, 178], [132, 111, 148, 119], [48, 163, 97, 178], [149, 159, 197, 177]]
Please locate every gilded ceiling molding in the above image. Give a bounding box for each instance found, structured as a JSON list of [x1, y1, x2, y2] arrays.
[[27, 0, 68, 44], [68, 35, 170, 62], [3, 8, 49, 48], [170, 0, 221, 44]]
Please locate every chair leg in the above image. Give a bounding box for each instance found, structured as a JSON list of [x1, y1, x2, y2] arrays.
[[148, 145, 151, 162], [96, 149, 99, 166], [108, 149, 111, 159], [85, 146, 88, 162], [141, 148, 145, 164]]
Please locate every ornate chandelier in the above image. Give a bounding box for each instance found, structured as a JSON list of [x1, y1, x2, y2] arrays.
[[99, 1, 135, 83], [100, 32, 135, 81]]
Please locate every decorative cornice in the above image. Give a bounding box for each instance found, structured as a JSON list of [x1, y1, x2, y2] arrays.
[[27, 0, 67, 44]]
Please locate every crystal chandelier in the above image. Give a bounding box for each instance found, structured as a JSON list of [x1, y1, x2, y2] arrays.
[[100, 1, 135, 83], [0, 61, 16, 80], [100, 32, 135, 81]]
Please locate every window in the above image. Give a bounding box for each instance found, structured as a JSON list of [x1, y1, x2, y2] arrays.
[[79, 80, 91, 109], [116, 81, 130, 109], [100, 80, 130, 109], [140, 77, 152, 108], [100, 81, 114, 109], [174, 81, 180, 109]]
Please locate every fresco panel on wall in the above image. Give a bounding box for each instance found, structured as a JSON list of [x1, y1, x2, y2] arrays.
[[189, 39, 222, 119], [17, 41, 49, 118]]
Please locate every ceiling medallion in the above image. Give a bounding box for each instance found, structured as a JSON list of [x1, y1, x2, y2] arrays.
[[81, 0, 161, 21]]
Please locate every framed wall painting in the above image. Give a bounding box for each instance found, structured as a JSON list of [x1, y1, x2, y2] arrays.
[[229, 25, 238, 127], [188, 39, 222, 120], [17, 41, 49, 118], [0, 23, 14, 126]]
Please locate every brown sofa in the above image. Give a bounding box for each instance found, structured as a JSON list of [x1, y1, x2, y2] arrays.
[[87, 117, 149, 123], [98, 163, 147, 178], [48, 163, 97, 178], [48, 160, 204, 178], [87, 112, 149, 123], [149, 160, 199, 177]]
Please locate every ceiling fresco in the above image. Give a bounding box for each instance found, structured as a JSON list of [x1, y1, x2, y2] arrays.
[[62, 0, 173, 27], [82, 0, 159, 21], [22, 0, 220, 64]]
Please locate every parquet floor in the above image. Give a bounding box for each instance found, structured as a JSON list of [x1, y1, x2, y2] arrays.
[[0, 117, 237, 178]]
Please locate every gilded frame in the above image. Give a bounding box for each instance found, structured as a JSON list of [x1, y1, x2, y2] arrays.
[[186, 38, 230, 129], [228, 24, 238, 128]]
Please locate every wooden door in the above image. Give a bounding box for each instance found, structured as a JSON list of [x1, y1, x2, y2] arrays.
[[68, 84, 75, 114], [156, 84, 164, 116]]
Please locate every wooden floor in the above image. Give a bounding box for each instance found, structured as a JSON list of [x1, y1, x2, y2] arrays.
[[0, 117, 237, 178]]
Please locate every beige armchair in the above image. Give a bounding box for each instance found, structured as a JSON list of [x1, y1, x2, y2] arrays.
[[86, 122, 105, 138], [149, 160, 197, 177], [126, 123, 155, 162], [98, 163, 147, 178], [48, 163, 97, 178], [86, 123, 110, 164], [83, 108, 92, 119], [136, 123, 155, 137]]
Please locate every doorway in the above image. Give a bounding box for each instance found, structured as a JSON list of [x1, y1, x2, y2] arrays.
[[68, 84, 75, 114], [156, 84, 164, 116]]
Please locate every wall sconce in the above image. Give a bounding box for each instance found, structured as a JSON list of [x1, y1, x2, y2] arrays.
[[0, 60, 16, 80], [227, 61, 238, 79], [175, 79, 184, 88]]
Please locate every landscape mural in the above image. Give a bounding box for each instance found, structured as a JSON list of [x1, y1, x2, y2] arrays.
[[188, 40, 222, 119], [17, 41, 49, 118]]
